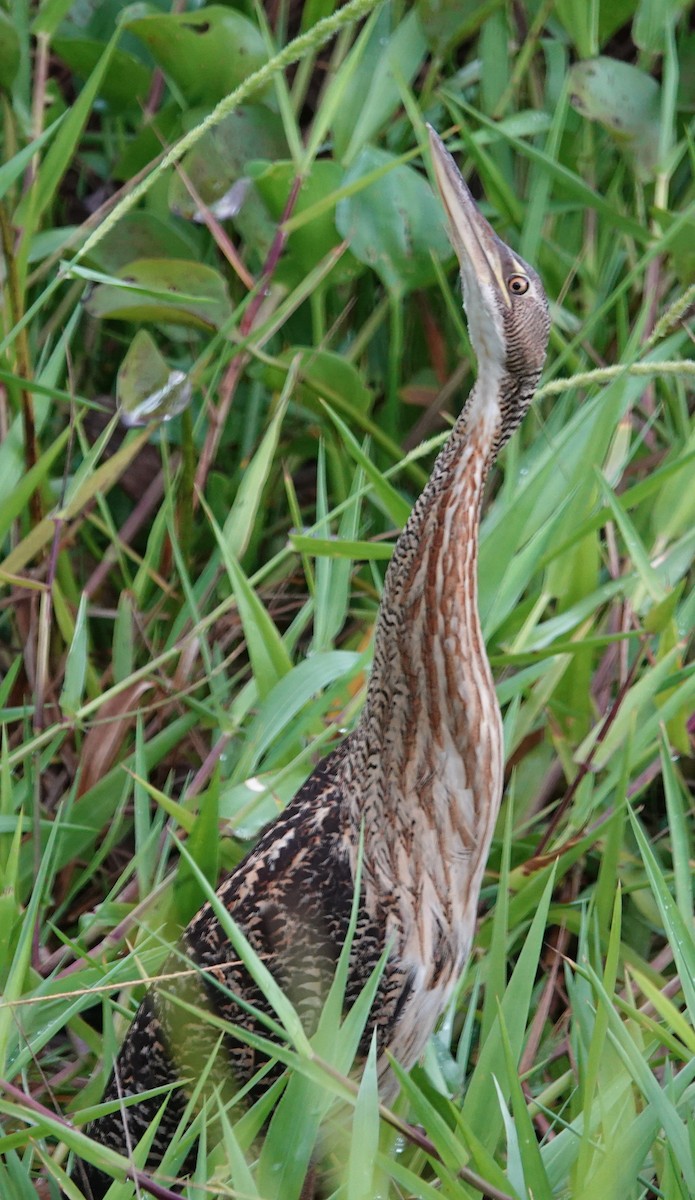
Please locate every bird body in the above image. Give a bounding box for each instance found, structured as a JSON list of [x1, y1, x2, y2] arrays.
[[72, 128, 550, 1198]]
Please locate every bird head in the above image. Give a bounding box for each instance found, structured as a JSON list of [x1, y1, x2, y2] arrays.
[[428, 126, 550, 441]]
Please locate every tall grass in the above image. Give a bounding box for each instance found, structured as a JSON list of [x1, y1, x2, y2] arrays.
[[0, 1, 693, 1197]]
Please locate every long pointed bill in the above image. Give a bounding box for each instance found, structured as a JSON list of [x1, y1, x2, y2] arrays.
[[427, 125, 511, 308]]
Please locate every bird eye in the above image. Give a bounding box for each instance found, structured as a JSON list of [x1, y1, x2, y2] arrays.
[[507, 274, 529, 295]]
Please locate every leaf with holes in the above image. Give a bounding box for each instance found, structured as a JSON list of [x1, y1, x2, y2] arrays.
[[126, 5, 269, 105]]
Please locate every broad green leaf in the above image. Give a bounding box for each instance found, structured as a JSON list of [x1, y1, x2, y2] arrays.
[[417, 0, 503, 56], [86, 212, 200, 274], [250, 159, 360, 286], [569, 57, 661, 180], [85, 258, 231, 330], [126, 6, 269, 105], [261, 347, 372, 416], [336, 146, 451, 295], [169, 106, 288, 219], [52, 34, 151, 109], [232, 650, 360, 782]]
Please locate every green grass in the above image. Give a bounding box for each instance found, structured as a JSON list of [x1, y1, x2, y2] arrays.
[[0, 0, 694, 1197]]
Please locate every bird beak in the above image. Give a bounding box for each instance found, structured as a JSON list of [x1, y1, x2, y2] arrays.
[[427, 125, 511, 308]]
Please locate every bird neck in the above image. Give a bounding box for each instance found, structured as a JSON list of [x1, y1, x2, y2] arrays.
[[342, 373, 507, 955]]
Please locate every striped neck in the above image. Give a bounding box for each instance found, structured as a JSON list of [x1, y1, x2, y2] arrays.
[[341, 373, 510, 851]]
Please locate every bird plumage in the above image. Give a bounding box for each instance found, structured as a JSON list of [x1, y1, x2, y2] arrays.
[[71, 127, 550, 1198]]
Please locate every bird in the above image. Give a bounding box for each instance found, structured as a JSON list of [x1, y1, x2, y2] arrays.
[[70, 126, 550, 1199]]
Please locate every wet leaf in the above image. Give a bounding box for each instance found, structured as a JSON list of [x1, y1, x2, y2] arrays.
[[336, 146, 451, 295], [85, 258, 232, 330], [126, 5, 269, 105], [569, 57, 661, 181], [52, 34, 151, 109], [169, 105, 288, 219], [117, 330, 193, 427], [250, 159, 360, 286]]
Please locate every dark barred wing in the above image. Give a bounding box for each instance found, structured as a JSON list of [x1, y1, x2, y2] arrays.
[[74, 742, 409, 1198]]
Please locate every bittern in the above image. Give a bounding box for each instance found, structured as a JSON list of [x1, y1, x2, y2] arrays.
[[71, 127, 550, 1198]]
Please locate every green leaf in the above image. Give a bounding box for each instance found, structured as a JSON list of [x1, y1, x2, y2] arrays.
[[233, 651, 361, 782], [0, 426, 69, 545], [497, 1015, 554, 1200], [85, 212, 200, 274], [126, 5, 269, 105], [251, 159, 360, 286], [59, 593, 89, 719], [462, 870, 556, 1149], [169, 106, 288, 219], [336, 146, 451, 295], [222, 391, 288, 560], [0, 426, 152, 576], [628, 807, 695, 1030], [52, 34, 152, 109], [347, 1033, 380, 1200], [659, 731, 693, 925], [14, 32, 119, 230], [321, 404, 412, 527], [569, 57, 662, 181], [117, 330, 192, 427], [175, 770, 220, 925], [201, 497, 292, 699], [0, 9, 20, 90], [341, 9, 427, 164], [633, 0, 689, 53], [261, 347, 372, 416], [85, 258, 231, 330], [290, 534, 394, 561], [0, 116, 65, 202], [417, 0, 504, 57]]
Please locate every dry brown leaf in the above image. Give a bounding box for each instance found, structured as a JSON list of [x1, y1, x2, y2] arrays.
[[77, 681, 153, 798]]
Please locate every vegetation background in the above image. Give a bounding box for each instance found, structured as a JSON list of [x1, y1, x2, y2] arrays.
[[0, 0, 693, 1197]]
